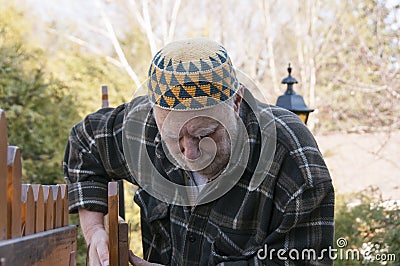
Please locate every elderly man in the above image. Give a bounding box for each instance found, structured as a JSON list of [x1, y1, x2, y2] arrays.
[[64, 38, 334, 265]]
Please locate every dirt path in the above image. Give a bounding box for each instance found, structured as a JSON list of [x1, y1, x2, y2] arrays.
[[315, 131, 400, 200]]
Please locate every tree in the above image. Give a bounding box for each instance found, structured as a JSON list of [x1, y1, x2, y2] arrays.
[[314, 0, 400, 133], [0, 4, 79, 183], [25, 0, 399, 134]]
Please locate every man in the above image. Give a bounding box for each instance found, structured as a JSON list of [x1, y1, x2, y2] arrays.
[[64, 38, 334, 265]]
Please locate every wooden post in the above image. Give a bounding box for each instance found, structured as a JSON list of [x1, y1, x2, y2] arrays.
[[43, 186, 55, 231], [21, 184, 27, 236], [52, 185, 63, 228], [21, 185, 35, 236], [118, 222, 129, 266], [60, 184, 69, 226], [102, 85, 109, 108], [7, 146, 22, 238], [108, 182, 119, 266], [69, 250, 76, 266], [31, 184, 45, 233], [0, 110, 8, 240]]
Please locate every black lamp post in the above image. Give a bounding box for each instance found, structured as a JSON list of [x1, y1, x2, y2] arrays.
[[276, 64, 314, 124]]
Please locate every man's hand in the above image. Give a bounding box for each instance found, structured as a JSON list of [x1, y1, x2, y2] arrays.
[[88, 228, 109, 266], [79, 209, 110, 266], [129, 251, 163, 266]]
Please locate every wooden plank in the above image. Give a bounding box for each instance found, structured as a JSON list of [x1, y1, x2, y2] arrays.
[[21, 184, 28, 236], [31, 184, 45, 233], [102, 85, 109, 108], [23, 185, 35, 236], [118, 222, 129, 266], [7, 146, 22, 238], [43, 186, 54, 231], [52, 185, 63, 228], [108, 182, 119, 266], [60, 184, 69, 226], [0, 225, 77, 266], [0, 110, 8, 240], [69, 251, 76, 266]]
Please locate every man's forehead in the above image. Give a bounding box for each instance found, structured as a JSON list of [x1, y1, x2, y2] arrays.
[[160, 113, 219, 127], [153, 103, 232, 120]]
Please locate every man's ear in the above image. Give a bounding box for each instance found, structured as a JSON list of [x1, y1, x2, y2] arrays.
[[233, 86, 244, 113]]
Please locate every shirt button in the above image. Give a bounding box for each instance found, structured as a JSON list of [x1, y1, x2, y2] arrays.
[[189, 234, 196, 243]]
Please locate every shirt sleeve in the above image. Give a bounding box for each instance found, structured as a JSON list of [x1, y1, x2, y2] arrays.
[[262, 179, 335, 265], [63, 106, 132, 214], [255, 130, 335, 265]]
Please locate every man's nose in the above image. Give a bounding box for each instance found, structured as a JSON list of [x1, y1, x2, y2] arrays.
[[181, 137, 201, 160]]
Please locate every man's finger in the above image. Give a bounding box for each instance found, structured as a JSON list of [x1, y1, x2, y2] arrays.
[[97, 241, 110, 266], [129, 250, 164, 266], [129, 250, 151, 266], [88, 244, 102, 266]]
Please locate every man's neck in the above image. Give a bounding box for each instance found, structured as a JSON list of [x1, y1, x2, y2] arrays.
[[192, 172, 208, 186]]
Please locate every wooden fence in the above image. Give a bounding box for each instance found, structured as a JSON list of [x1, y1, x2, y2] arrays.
[[106, 182, 129, 266], [102, 85, 129, 266], [0, 85, 130, 265], [0, 109, 77, 265]]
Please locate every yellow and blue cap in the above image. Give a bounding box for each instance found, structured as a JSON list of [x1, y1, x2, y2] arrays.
[[148, 38, 240, 110]]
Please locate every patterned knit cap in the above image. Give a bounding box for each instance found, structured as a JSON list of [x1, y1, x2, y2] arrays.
[[147, 38, 240, 110]]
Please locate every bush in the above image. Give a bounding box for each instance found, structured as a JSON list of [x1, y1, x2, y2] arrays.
[[335, 186, 400, 265]]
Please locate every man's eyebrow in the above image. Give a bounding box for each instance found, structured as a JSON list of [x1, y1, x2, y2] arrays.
[[162, 130, 179, 139], [192, 123, 219, 137]]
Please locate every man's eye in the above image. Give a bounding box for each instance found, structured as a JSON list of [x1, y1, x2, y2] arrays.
[[198, 132, 213, 139]]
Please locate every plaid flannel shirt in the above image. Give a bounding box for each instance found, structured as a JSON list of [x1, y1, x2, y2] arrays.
[[64, 90, 335, 265]]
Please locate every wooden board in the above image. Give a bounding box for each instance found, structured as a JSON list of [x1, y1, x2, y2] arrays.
[[0, 225, 77, 266], [7, 147, 22, 238], [60, 184, 69, 226], [118, 222, 129, 266], [108, 182, 119, 266], [31, 185, 45, 233], [0, 110, 8, 240], [21, 185, 35, 236], [52, 185, 63, 228], [43, 186, 55, 231]]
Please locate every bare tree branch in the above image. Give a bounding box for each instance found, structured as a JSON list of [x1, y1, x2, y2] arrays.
[[141, 0, 158, 55], [46, 28, 123, 68], [97, 1, 142, 89], [261, 0, 279, 94], [167, 0, 181, 44]]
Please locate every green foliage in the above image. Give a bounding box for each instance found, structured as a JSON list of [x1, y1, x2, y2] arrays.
[[335, 187, 400, 265], [46, 49, 134, 116], [0, 4, 79, 183]]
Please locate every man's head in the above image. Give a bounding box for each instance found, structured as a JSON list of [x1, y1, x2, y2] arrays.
[[148, 38, 243, 179]]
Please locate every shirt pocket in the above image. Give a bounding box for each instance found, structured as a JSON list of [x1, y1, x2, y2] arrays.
[[145, 200, 172, 264], [209, 227, 259, 265]]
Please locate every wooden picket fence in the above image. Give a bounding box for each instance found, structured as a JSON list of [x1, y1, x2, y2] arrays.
[[0, 109, 77, 266], [103, 85, 129, 266], [0, 86, 130, 265]]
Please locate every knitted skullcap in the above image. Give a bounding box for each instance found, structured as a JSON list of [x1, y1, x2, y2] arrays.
[[147, 38, 240, 110]]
